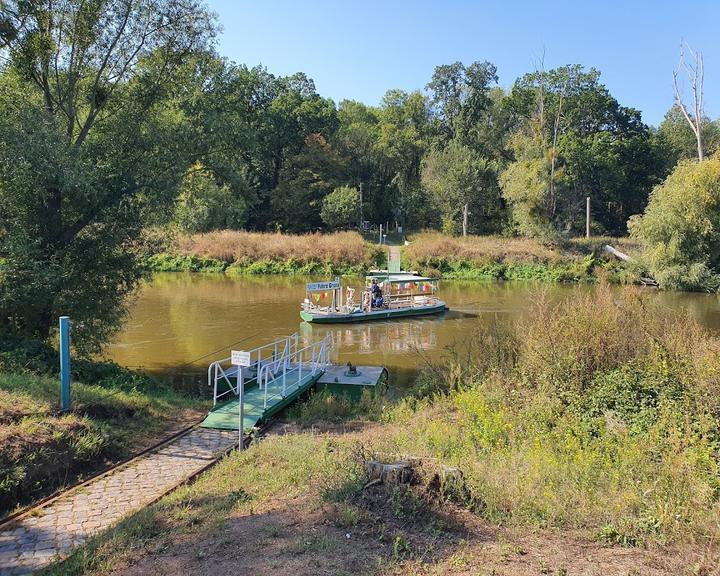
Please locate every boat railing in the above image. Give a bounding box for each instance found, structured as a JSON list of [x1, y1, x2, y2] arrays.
[[208, 333, 300, 406]]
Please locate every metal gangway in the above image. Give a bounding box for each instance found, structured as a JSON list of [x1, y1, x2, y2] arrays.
[[203, 332, 334, 444]]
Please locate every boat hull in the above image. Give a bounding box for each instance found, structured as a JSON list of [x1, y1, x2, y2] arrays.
[[300, 301, 447, 324]]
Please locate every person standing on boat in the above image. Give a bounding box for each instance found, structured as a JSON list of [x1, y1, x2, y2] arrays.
[[371, 278, 383, 308]]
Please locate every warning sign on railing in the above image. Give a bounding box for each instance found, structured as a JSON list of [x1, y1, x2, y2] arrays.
[[231, 350, 251, 366]]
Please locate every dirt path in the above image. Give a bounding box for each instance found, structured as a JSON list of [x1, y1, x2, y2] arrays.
[[0, 428, 236, 575]]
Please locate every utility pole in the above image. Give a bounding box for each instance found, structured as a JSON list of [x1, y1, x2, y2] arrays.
[[359, 182, 363, 231], [586, 196, 591, 239]]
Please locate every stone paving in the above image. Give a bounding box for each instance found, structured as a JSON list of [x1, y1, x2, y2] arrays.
[[0, 428, 237, 575]]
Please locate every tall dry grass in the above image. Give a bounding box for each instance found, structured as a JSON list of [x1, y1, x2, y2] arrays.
[[173, 230, 371, 265], [405, 232, 563, 264], [405, 231, 641, 266], [381, 285, 720, 544]]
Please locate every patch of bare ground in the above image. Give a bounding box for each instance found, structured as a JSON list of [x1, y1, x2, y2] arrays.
[[107, 487, 715, 576]]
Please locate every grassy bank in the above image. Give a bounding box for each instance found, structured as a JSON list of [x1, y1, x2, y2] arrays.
[[145, 230, 385, 276], [44, 285, 720, 575], [0, 353, 203, 517], [383, 286, 720, 545], [404, 232, 639, 282]]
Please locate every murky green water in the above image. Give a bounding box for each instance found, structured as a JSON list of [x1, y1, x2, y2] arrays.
[[106, 273, 720, 389]]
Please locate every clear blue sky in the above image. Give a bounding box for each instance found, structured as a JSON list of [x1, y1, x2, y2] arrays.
[[207, 0, 719, 127]]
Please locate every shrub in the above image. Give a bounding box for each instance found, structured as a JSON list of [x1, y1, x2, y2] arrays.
[[629, 158, 720, 291], [320, 185, 360, 229], [380, 283, 720, 543]]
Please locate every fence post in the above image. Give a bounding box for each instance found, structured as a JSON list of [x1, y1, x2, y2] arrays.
[[59, 316, 71, 412], [586, 196, 591, 239]]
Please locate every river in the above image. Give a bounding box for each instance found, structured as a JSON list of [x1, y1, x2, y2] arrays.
[[106, 273, 720, 392]]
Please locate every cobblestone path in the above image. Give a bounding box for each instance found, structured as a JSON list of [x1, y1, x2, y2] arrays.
[[0, 428, 237, 575]]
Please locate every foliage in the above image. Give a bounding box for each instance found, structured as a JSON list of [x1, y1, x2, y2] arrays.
[[421, 141, 501, 235], [502, 65, 661, 237], [629, 158, 720, 291], [0, 0, 216, 353], [173, 163, 248, 233], [321, 185, 361, 229], [379, 286, 720, 544]]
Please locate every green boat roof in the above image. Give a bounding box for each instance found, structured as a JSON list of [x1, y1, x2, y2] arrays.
[[365, 272, 438, 283]]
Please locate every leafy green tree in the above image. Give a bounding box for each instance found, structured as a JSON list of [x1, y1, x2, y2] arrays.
[[173, 163, 248, 233], [628, 158, 720, 291], [500, 129, 559, 239], [421, 141, 500, 235], [0, 0, 215, 352], [320, 185, 360, 230], [503, 65, 660, 236], [374, 90, 433, 229], [426, 60, 498, 147], [270, 134, 348, 232]]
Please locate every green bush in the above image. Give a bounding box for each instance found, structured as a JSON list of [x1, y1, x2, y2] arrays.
[[320, 185, 360, 229], [380, 284, 720, 543], [629, 158, 720, 291], [173, 164, 248, 233]]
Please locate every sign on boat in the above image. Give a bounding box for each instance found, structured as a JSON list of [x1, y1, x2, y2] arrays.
[[300, 271, 448, 324]]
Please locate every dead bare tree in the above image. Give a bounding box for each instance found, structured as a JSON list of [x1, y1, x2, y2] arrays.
[[673, 40, 705, 161]]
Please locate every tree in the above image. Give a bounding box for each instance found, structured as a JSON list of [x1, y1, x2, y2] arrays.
[[421, 141, 499, 236], [270, 134, 348, 232], [628, 158, 720, 291], [0, 0, 216, 352], [672, 41, 706, 161], [426, 60, 498, 147], [173, 163, 248, 233], [320, 185, 360, 230], [503, 65, 659, 236]]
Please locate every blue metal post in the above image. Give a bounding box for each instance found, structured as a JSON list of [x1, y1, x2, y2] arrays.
[[59, 316, 71, 411]]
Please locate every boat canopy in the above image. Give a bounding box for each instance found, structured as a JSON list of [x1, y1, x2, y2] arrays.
[[365, 272, 437, 284]]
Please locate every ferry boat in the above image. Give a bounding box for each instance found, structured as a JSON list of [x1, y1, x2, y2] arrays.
[[300, 272, 447, 324]]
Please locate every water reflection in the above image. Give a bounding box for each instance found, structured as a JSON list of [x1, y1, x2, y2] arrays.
[[107, 273, 720, 390]]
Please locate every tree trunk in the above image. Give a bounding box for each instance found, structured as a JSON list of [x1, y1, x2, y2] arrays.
[[462, 203, 468, 237]]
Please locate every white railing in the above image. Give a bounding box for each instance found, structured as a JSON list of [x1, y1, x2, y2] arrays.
[[256, 333, 333, 409], [208, 333, 300, 407]]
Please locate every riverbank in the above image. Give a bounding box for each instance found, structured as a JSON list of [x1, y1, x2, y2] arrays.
[[403, 232, 639, 282], [145, 229, 637, 284], [0, 349, 204, 518], [145, 230, 385, 276], [45, 285, 720, 575]]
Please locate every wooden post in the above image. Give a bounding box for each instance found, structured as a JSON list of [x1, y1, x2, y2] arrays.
[[586, 197, 590, 239]]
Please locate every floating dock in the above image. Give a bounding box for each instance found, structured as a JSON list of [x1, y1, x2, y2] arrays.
[[315, 364, 387, 399], [200, 333, 386, 431]]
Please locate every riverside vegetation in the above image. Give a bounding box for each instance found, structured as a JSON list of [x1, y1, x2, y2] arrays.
[[144, 229, 639, 284], [0, 343, 203, 518], [45, 286, 720, 574]]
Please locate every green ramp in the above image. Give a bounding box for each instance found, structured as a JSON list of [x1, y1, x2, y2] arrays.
[[201, 369, 323, 431]]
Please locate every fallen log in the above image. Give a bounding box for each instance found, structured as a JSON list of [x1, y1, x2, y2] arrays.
[[604, 244, 632, 262]]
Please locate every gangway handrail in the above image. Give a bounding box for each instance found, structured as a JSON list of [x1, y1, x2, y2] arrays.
[[208, 333, 300, 406], [258, 334, 333, 409]]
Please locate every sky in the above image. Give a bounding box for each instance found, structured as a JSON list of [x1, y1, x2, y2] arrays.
[[206, 0, 719, 127]]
